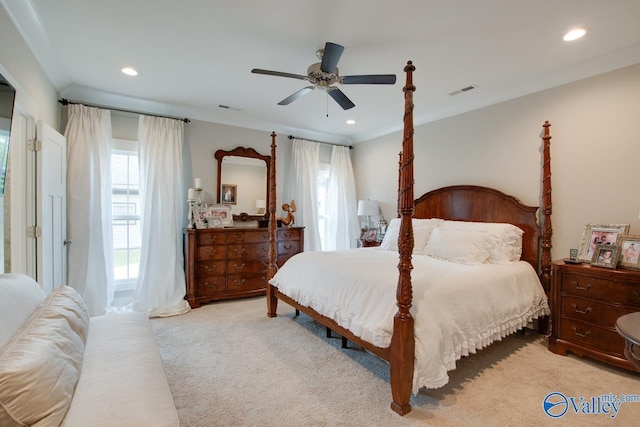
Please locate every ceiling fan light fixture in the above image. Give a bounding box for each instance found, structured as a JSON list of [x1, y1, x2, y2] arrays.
[[563, 28, 586, 41], [121, 67, 138, 76]]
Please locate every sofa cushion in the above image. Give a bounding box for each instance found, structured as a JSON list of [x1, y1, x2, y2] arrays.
[[0, 286, 89, 427], [61, 313, 180, 426], [0, 273, 46, 349]]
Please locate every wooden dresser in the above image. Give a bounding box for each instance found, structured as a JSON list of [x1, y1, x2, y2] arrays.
[[548, 260, 640, 371], [184, 227, 304, 308]]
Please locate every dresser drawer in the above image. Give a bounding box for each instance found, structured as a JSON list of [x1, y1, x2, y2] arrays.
[[561, 296, 634, 326], [196, 260, 226, 277], [558, 318, 625, 357], [227, 231, 270, 244], [278, 228, 301, 241], [561, 273, 640, 308], [278, 240, 301, 258], [227, 243, 269, 259], [227, 259, 266, 275], [196, 276, 226, 296], [197, 232, 226, 245], [196, 245, 227, 260], [227, 274, 266, 292]]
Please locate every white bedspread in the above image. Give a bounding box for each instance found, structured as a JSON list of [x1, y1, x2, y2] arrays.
[[269, 248, 549, 393]]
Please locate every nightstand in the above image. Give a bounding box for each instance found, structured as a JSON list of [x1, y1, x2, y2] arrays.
[[548, 259, 640, 371], [361, 240, 381, 247]]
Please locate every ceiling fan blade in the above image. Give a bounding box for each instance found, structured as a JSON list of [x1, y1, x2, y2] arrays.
[[328, 88, 355, 110], [341, 74, 397, 85], [320, 42, 344, 73], [251, 68, 308, 81], [278, 86, 315, 105]]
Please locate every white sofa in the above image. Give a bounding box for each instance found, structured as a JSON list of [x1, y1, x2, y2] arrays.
[[0, 273, 179, 426]]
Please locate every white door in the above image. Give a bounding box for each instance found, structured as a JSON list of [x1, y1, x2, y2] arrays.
[[36, 121, 67, 294]]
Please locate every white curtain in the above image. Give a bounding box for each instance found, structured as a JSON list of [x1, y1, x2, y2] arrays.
[[65, 104, 114, 316], [290, 139, 322, 251], [133, 115, 190, 317], [326, 146, 359, 250]]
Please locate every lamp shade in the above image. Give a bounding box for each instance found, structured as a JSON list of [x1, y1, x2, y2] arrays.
[[255, 199, 266, 209], [357, 200, 379, 216]]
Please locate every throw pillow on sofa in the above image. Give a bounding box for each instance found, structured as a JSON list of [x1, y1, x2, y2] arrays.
[[0, 286, 89, 427]]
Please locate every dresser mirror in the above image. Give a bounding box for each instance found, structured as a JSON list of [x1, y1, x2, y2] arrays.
[[214, 147, 270, 221]]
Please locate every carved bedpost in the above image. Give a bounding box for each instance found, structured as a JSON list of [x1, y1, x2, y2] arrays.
[[390, 61, 416, 416], [266, 131, 278, 317], [397, 152, 402, 217], [540, 121, 553, 296]]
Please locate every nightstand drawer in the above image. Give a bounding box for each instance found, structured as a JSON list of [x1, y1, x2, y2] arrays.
[[561, 273, 640, 308], [558, 318, 625, 357], [561, 296, 633, 326]]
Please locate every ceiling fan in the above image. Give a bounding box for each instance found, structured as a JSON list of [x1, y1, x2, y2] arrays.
[[251, 42, 396, 110]]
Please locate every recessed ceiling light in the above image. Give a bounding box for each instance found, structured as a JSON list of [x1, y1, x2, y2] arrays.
[[563, 28, 586, 42], [121, 67, 138, 76], [346, 119, 356, 125]]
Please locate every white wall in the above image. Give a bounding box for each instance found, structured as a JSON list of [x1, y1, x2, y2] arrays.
[[0, 6, 59, 275], [0, 6, 58, 128], [353, 62, 640, 261]]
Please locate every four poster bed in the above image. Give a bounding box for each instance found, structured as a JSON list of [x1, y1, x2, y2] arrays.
[[264, 62, 553, 415]]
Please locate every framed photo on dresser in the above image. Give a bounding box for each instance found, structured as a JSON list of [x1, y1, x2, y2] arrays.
[[577, 223, 630, 262], [616, 234, 640, 270], [206, 205, 233, 228]]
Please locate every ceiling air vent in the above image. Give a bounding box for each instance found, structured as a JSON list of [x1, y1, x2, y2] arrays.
[[218, 104, 242, 111], [448, 84, 477, 96]]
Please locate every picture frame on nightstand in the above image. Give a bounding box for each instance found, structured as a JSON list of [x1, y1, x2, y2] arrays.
[[577, 223, 629, 262], [590, 244, 621, 269], [616, 234, 640, 270]]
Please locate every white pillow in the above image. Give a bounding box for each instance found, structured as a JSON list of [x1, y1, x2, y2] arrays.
[[439, 220, 523, 263], [0, 286, 89, 426], [425, 228, 493, 265], [379, 218, 441, 254]]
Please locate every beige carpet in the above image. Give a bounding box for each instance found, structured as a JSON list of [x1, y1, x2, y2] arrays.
[[151, 297, 640, 426]]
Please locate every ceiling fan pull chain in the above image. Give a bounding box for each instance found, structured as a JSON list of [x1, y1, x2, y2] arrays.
[[326, 92, 329, 118]]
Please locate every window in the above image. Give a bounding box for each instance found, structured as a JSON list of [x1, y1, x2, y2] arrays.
[[317, 163, 330, 250], [111, 145, 141, 292]]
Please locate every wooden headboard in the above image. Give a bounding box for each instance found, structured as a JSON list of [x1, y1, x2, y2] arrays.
[[414, 185, 540, 270]]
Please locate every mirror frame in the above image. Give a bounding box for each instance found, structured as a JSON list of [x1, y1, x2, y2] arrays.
[[214, 146, 270, 222]]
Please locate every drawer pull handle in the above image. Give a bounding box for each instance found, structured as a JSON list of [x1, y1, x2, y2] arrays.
[[234, 248, 246, 254], [283, 244, 293, 250], [234, 263, 246, 269], [234, 279, 246, 285], [571, 304, 592, 315], [633, 291, 640, 300], [573, 282, 591, 291], [233, 235, 246, 241], [204, 265, 217, 272], [572, 326, 591, 338]]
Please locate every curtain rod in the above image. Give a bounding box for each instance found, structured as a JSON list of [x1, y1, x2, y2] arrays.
[[288, 135, 352, 149], [58, 98, 190, 123]]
